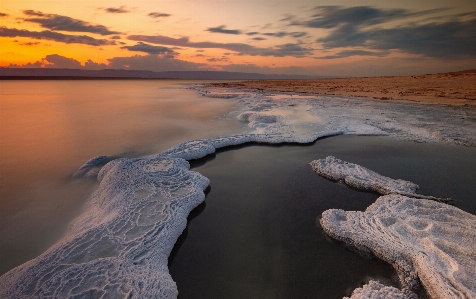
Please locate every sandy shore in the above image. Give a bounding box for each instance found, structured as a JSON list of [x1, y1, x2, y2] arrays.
[[211, 70, 476, 107]]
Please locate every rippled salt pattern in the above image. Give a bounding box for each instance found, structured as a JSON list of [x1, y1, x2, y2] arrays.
[[313, 157, 475, 298], [1, 85, 475, 298]]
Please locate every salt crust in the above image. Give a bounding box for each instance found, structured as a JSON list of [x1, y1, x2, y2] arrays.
[[321, 195, 476, 299], [310, 156, 451, 203], [344, 280, 413, 299], [1, 87, 475, 298], [313, 157, 475, 298]]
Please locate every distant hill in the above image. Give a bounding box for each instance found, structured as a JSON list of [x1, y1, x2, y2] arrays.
[[0, 68, 320, 80]]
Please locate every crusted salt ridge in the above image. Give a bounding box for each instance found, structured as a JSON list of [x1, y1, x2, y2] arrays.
[[320, 195, 476, 299], [310, 156, 451, 203], [0, 157, 210, 298], [344, 280, 416, 299]]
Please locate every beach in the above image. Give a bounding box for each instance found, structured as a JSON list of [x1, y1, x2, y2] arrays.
[[210, 70, 476, 107]]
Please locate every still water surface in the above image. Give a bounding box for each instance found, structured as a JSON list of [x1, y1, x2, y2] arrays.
[[169, 135, 476, 298]]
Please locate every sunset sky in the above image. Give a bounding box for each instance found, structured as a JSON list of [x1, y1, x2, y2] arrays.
[[1, 0, 476, 76]]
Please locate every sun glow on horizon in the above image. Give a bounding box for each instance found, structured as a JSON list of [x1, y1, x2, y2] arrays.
[[1, 0, 476, 76]]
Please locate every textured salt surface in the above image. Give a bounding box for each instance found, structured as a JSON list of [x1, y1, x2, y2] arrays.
[[1, 86, 475, 298], [310, 156, 451, 203], [344, 280, 413, 299], [314, 158, 476, 298], [321, 195, 476, 299], [197, 85, 476, 147]]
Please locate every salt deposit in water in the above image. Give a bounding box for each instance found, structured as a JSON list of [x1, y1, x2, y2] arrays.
[[310, 156, 451, 203], [321, 195, 476, 299], [313, 157, 475, 298]]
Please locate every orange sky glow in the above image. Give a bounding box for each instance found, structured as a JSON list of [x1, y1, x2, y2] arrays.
[[1, 0, 476, 76]]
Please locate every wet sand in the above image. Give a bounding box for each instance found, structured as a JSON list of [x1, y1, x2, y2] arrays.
[[210, 70, 476, 107]]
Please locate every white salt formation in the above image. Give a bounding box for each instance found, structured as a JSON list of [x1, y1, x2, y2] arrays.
[[0, 157, 208, 298], [344, 280, 415, 299], [321, 195, 476, 299], [310, 156, 451, 203]]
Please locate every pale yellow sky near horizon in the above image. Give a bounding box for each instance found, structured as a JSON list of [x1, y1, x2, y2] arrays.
[[1, 0, 476, 76]]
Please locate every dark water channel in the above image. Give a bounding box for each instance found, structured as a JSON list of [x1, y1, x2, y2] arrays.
[[168, 135, 476, 299]]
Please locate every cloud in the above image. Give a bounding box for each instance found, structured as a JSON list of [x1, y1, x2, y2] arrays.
[[128, 35, 313, 57], [318, 50, 390, 59], [106, 55, 205, 72], [44, 54, 82, 68], [9, 53, 205, 72], [207, 57, 228, 62], [263, 31, 287, 37], [295, 6, 444, 29], [18, 41, 41, 46], [206, 25, 241, 35], [121, 42, 176, 55], [317, 18, 476, 58], [253, 37, 266, 41], [0, 26, 116, 46], [148, 12, 171, 18], [22, 10, 119, 35], [247, 32, 259, 36], [220, 63, 308, 75], [262, 31, 308, 38], [290, 32, 307, 38], [0, 12, 9, 17], [103, 6, 131, 14]]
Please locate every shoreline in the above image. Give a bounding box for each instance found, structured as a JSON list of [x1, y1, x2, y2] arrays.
[[209, 70, 476, 107]]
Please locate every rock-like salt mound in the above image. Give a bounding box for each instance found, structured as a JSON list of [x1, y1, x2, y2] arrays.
[[320, 195, 476, 299], [310, 156, 451, 203], [344, 280, 416, 299]]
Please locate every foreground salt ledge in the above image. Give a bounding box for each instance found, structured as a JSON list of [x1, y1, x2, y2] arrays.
[[0, 157, 209, 298], [313, 156, 475, 298], [321, 195, 476, 298], [345, 280, 413, 299]]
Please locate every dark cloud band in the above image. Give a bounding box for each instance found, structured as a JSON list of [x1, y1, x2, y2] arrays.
[[0, 26, 116, 46], [22, 10, 119, 35], [103, 6, 131, 14], [128, 35, 312, 57], [148, 12, 171, 18], [121, 42, 176, 55], [206, 25, 241, 35]]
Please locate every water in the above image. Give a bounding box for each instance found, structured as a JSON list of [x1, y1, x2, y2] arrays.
[[0, 80, 243, 274], [169, 135, 476, 298]]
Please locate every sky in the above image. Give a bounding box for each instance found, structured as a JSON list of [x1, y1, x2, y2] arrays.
[[1, 0, 476, 76]]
